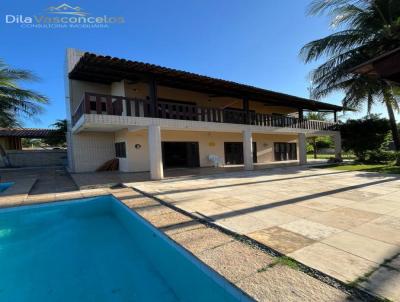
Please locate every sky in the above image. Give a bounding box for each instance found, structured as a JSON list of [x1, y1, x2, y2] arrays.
[[1, 0, 394, 128]]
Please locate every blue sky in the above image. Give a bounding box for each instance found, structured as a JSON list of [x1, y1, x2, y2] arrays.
[[1, 0, 392, 128]]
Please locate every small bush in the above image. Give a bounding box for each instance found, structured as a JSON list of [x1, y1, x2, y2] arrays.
[[363, 150, 397, 164], [327, 157, 343, 163]]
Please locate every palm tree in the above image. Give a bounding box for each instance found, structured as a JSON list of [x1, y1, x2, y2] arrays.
[[43, 119, 67, 147], [0, 59, 48, 127], [300, 0, 400, 156]]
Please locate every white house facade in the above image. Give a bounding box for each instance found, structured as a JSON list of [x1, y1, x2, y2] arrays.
[[65, 49, 342, 179]]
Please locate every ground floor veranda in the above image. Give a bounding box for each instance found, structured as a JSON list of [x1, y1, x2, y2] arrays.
[[69, 116, 342, 179]]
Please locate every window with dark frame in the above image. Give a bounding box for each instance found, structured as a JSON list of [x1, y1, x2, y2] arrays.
[[115, 142, 126, 158]]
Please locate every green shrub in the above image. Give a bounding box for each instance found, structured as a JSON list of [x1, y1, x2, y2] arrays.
[[396, 151, 400, 166], [340, 116, 391, 160], [364, 150, 397, 164]]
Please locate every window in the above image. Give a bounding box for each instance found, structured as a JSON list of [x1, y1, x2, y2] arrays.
[[115, 142, 126, 158], [274, 142, 297, 161]]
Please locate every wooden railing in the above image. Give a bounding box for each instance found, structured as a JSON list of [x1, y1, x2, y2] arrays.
[[72, 92, 337, 131]]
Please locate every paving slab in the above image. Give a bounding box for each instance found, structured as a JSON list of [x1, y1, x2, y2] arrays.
[[330, 190, 381, 202], [248, 227, 315, 254], [322, 231, 399, 264], [350, 215, 400, 246], [346, 198, 400, 214], [308, 207, 380, 230], [361, 266, 400, 302], [215, 214, 273, 234], [298, 199, 341, 211], [248, 208, 298, 225], [280, 219, 342, 241], [276, 204, 323, 218], [289, 242, 377, 283]]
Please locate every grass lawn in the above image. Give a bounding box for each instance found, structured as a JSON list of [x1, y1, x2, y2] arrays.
[[318, 163, 400, 174]]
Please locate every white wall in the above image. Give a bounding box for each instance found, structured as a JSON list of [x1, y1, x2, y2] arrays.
[[115, 129, 149, 172], [0, 150, 67, 168], [113, 129, 298, 172], [70, 132, 115, 172], [65, 49, 113, 172]]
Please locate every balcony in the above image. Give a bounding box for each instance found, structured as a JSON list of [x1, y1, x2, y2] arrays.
[[72, 93, 337, 131]]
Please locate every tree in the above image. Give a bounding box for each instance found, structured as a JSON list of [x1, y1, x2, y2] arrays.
[[300, 0, 400, 163], [43, 119, 67, 147], [340, 116, 391, 160], [306, 112, 330, 158], [0, 59, 48, 127]]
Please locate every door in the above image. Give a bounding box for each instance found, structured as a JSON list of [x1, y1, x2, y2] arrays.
[[224, 142, 257, 164], [162, 142, 200, 168], [274, 142, 297, 161], [288, 143, 297, 160]]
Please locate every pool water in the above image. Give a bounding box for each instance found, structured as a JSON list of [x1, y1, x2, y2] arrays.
[[0, 195, 251, 301], [0, 182, 14, 192]]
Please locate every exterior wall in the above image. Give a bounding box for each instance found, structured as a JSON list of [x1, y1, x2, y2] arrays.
[[66, 60, 111, 172], [0, 150, 67, 168], [69, 80, 111, 115], [115, 129, 149, 173], [114, 129, 297, 173], [124, 82, 297, 115], [69, 132, 115, 172], [74, 80, 297, 116]]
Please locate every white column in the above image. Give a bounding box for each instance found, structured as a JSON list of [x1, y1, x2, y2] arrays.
[[243, 129, 254, 170], [298, 133, 307, 165], [333, 132, 342, 160], [148, 125, 164, 180]]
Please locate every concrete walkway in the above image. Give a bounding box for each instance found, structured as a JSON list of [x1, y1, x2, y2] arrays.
[[132, 166, 400, 301]]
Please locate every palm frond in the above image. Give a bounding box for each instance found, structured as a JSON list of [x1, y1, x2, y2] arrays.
[[300, 30, 371, 63], [0, 59, 48, 127]]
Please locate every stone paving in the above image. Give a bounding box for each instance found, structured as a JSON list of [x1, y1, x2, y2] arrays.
[[132, 166, 400, 301], [0, 167, 360, 302]]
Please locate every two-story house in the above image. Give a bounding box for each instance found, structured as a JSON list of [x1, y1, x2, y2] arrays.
[[65, 49, 342, 179]]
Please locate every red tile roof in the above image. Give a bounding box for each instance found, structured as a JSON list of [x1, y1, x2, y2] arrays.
[[0, 128, 60, 138], [69, 52, 343, 112]]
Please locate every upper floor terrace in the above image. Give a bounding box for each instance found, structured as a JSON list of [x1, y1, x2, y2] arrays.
[[67, 50, 342, 133]]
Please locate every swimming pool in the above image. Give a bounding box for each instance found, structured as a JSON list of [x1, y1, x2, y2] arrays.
[[0, 195, 251, 301], [0, 182, 14, 192]]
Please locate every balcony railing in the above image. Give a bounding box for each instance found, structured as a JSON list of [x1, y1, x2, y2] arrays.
[[72, 92, 337, 131]]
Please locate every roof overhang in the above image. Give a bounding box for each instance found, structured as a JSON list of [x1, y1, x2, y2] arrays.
[[0, 128, 60, 138], [69, 52, 342, 112], [351, 47, 400, 85]]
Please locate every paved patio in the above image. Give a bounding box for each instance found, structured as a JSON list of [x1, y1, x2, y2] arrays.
[[132, 166, 400, 301], [70, 160, 327, 189]]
